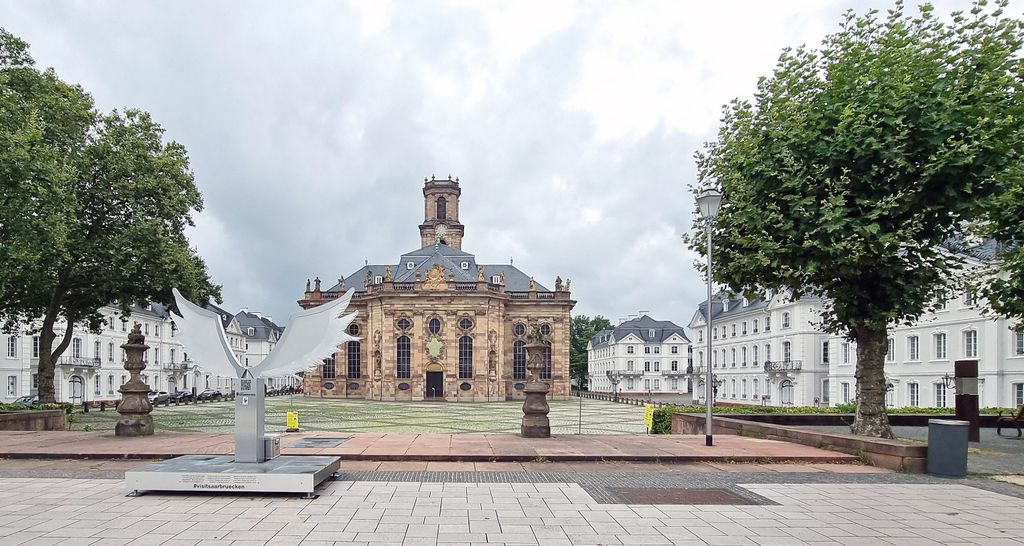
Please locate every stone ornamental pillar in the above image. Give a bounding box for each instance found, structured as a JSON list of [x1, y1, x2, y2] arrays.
[[521, 327, 551, 438], [115, 324, 154, 436]]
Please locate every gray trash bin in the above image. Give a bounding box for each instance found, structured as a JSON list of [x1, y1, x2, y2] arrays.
[[927, 419, 969, 477]]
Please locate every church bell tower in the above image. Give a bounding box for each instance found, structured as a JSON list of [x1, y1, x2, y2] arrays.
[[419, 174, 464, 249]]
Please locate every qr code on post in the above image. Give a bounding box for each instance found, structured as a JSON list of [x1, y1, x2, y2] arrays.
[[240, 379, 252, 391]]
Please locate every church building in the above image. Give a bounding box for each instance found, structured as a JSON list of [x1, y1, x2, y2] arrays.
[[299, 175, 575, 401]]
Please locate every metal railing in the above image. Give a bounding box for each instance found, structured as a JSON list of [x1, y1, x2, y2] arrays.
[[163, 361, 191, 371], [58, 356, 101, 367], [763, 360, 802, 372]]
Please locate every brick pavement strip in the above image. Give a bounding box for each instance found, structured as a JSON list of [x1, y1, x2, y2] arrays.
[[1, 475, 1024, 545], [0, 430, 858, 463]]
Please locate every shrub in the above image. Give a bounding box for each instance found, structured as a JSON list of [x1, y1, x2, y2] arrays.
[[0, 402, 73, 412]]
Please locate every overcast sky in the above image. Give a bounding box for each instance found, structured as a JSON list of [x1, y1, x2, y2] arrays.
[[4, 0, 988, 329]]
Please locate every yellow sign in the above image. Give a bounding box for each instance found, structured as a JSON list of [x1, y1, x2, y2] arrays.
[[286, 411, 299, 431], [644, 403, 654, 432]]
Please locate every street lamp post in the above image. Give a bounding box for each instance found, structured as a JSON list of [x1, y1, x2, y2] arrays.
[[696, 186, 723, 447]]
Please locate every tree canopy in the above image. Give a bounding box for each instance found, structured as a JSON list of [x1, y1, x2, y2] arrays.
[[0, 28, 220, 402], [688, 1, 1024, 437], [570, 314, 613, 381]]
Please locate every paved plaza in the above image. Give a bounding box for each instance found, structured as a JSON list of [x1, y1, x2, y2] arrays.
[[71, 398, 647, 435], [0, 431, 855, 463], [0, 463, 1023, 545]]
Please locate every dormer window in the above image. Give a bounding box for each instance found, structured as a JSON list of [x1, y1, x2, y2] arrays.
[[491, 275, 501, 284], [374, 275, 383, 284], [247, 327, 255, 336], [407, 262, 414, 270], [648, 329, 655, 337], [460, 261, 469, 270]]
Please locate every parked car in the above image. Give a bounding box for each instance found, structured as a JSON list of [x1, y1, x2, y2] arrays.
[[169, 391, 193, 403], [197, 389, 223, 401], [148, 391, 170, 404], [12, 395, 38, 405]]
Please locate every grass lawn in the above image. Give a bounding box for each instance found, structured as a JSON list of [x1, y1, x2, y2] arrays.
[[71, 396, 649, 434]]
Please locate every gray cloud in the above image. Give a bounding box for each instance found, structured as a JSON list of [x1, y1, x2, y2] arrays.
[[3, 0, 990, 328]]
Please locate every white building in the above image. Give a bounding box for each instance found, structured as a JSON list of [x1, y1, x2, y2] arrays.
[[689, 290, 831, 407], [1, 302, 298, 404], [235, 308, 294, 390], [828, 263, 1024, 409], [1, 303, 203, 404], [688, 243, 1024, 410], [587, 315, 692, 398]]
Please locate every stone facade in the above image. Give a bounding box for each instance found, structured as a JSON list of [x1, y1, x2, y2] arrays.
[[300, 176, 575, 401]]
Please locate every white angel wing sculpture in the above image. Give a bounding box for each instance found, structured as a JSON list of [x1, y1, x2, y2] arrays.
[[253, 289, 358, 378], [171, 288, 245, 379], [170, 287, 358, 380]]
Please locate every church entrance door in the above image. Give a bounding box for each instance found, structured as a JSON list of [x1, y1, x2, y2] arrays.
[[425, 372, 444, 400]]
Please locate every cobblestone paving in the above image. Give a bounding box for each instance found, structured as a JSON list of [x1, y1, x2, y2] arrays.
[[806, 425, 1024, 475], [0, 474, 1022, 545], [71, 397, 647, 435]]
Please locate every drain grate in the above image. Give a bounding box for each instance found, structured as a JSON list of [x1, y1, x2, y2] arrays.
[[611, 487, 770, 505], [287, 437, 350, 449]]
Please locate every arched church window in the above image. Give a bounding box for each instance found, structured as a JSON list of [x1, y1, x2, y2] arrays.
[[396, 336, 411, 378], [437, 197, 447, 220], [541, 346, 552, 380], [347, 341, 361, 378], [458, 336, 473, 379], [513, 340, 526, 379]]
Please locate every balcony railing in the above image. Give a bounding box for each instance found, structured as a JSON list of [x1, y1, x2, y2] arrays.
[[606, 369, 642, 377], [764, 360, 802, 372], [163, 361, 191, 371], [58, 356, 101, 367], [661, 369, 688, 377]]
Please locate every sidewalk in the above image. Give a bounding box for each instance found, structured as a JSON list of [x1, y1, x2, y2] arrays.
[[0, 430, 856, 463]]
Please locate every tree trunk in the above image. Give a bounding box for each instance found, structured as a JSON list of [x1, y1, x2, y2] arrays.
[[36, 309, 74, 404], [850, 325, 894, 439]]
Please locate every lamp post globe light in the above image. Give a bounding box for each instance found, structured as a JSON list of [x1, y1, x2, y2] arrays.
[[696, 186, 723, 447]]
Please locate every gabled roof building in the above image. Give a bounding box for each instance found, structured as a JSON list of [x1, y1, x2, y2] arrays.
[[587, 315, 692, 396]]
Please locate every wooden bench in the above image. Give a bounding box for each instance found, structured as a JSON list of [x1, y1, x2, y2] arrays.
[[997, 405, 1024, 437]]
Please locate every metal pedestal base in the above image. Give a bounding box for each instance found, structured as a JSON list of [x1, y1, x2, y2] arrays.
[[125, 455, 341, 497]]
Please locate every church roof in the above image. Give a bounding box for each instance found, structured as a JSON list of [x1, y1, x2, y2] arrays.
[[324, 243, 548, 293]]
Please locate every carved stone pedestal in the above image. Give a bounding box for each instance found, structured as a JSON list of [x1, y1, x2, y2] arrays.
[[116, 324, 154, 437], [521, 328, 551, 438], [521, 382, 551, 438]]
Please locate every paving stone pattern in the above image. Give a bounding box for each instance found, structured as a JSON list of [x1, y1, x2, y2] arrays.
[[0, 475, 1022, 545], [71, 398, 647, 435]]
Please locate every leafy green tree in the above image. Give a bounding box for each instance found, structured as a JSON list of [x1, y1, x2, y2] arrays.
[[975, 173, 1024, 331], [688, 2, 1024, 438], [570, 315, 613, 382], [0, 29, 220, 403]]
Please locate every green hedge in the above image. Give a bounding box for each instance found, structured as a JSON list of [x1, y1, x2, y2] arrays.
[[0, 402, 74, 413], [649, 403, 1015, 434]]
